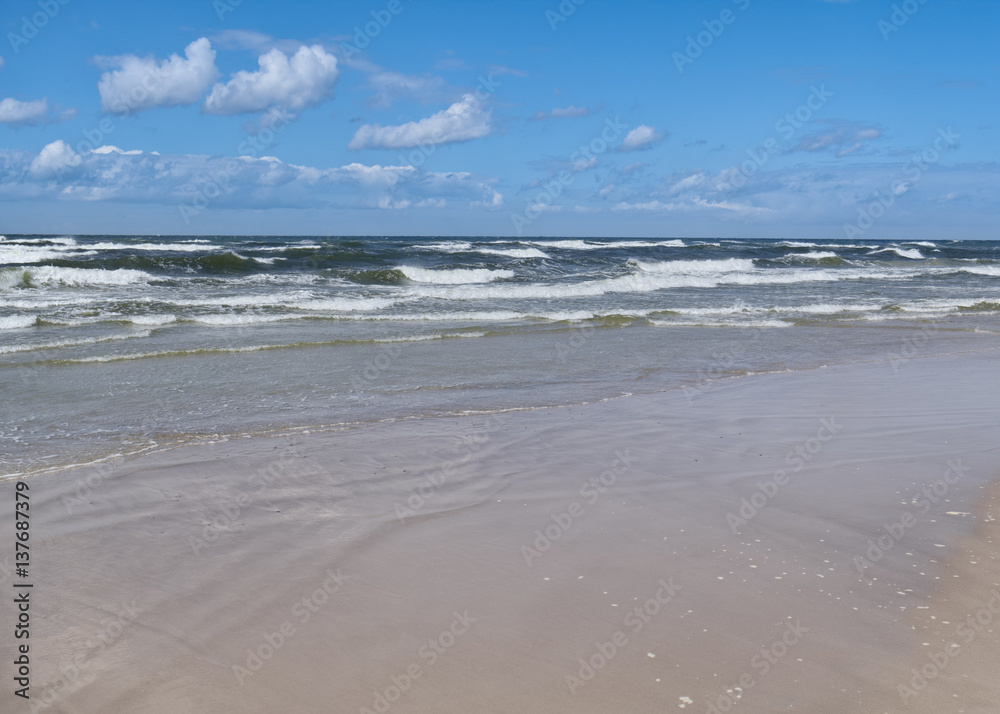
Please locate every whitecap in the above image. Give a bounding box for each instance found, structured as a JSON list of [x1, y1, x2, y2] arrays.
[[399, 266, 514, 284]]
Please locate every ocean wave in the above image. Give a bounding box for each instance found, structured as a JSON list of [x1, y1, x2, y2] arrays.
[[399, 266, 514, 284], [16, 266, 152, 287], [787, 251, 838, 260], [868, 247, 925, 259], [650, 317, 790, 328], [418, 242, 548, 259], [778, 242, 876, 249], [0, 330, 153, 355], [473, 247, 550, 259], [87, 241, 226, 252], [0, 315, 36, 330], [633, 258, 756, 274], [956, 265, 1000, 277], [127, 314, 178, 326], [526, 239, 685, 250], [0, 246, 98, 265]]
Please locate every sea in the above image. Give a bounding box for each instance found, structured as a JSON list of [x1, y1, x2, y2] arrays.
[[3, 234, 1000, 477]]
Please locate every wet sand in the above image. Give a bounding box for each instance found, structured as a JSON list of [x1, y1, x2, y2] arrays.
[[15, 344, 1000, 713]]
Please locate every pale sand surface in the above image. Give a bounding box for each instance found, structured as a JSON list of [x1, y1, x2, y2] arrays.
[[15, 346, 1000, 713]]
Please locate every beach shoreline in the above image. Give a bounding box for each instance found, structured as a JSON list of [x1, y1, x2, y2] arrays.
[[13, 340, 1000, 713]]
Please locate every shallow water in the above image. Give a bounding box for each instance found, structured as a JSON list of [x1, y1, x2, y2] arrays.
[[3, 234, 1000, 475]]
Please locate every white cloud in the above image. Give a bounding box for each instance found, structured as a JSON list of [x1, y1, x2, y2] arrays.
[[0, 56, 4, 70], [0, 98, 49, 126], [619, 125, 665, 152], [29, 140, 81, 179], [534, 104, 589, 120], [348, 93, 491, 150], [2, 142, 502, 211], [203, 45, 338, 115], [790, 125, 881, 157], [343, 57, 450, 107], [667, 172, 707, 195], [208, 30, 302, 55], [97, 38, 219, 114]]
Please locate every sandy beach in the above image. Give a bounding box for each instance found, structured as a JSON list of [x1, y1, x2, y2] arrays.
[[14, 338, 1000, 714]]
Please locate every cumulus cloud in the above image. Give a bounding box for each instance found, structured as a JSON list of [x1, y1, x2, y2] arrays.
[[97, 38, 219, 114], [203, 44, 339, 115], [533, 104, 589, 120], [29, 140, 81, 179], [618, 125, 665, 152], [348, 93, 491, 150], [0, 98, 47, 126], [2, 141, 502, 211]]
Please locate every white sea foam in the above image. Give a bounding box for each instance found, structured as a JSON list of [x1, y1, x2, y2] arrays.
[[418, 242, 548, 259], [189, 314, 294, 326], [128, 314, 178, 326], [0, 330, 153, 354], [957, 265, 1000, 277], [0, 246, 98, 265], [785, 251, 838, 261], [474, 247, 550, 259], [419, 241, 475, 253], [399, 266, 514, 284], [868, 247, 925, 259], [87, 242, 225, 252], [0, 236, 79, 246], [0, 315, 36, 330], [527, 239, 685, 250], [291, 297, 397, 311], [634, 258, 756, 274], [21, 266, 152, 286]]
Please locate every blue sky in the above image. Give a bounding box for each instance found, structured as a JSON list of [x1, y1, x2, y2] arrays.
[[0, 0, 997, 238]]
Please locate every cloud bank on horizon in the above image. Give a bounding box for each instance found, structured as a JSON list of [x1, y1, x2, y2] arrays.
[[0, 0, 996, 238]]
